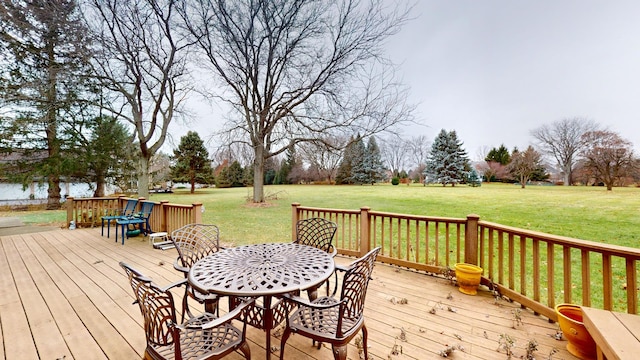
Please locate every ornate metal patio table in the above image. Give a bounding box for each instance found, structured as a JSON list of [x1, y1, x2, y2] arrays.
[[188, 242, 335, 359]]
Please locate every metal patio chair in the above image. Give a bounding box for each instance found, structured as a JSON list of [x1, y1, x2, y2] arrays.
[[119, 262, 252, 360], [279, 247, 381, 360], [171, 224, 224, 319], [294, 217, 338, 299]]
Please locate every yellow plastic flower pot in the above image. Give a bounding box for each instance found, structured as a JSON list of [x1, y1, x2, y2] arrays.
[[555, 304, 596, 360], [454, 263, 482, 295]]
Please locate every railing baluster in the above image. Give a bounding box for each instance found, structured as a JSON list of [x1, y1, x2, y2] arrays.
[[547, 242, 555, 309], [581, 250, 591, 306], [602, 253, 612, 310], [626, 258, 637, 314]]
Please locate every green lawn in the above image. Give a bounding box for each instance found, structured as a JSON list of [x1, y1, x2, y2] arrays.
[[3, 183, 639, 248]]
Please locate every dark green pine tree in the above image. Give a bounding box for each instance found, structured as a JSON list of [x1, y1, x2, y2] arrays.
[[171, 131, 213, 193], [335, 135, 357, 184], [424, 129, 469, 186], [0, 0, 97, 209], [352, 136, 385, 184], [276, 146, 297, 184], [82, 116, 134, 197], [485, 144, 511, 165]]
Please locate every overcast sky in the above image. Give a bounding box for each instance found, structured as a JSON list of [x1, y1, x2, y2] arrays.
[[384, 0, 640, 159], [177, 1, 640, 160]]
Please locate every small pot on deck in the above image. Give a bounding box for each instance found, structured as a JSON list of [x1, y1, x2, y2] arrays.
[[555, 304, 597, 360], [454, 263, 483, 295]]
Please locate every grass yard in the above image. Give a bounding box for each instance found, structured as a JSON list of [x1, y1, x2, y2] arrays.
[[2, 183, 639, 248]]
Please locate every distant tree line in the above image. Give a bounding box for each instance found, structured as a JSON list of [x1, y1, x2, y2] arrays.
[[168, 117, 639, 192]]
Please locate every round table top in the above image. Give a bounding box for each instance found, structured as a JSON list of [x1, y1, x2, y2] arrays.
[[188, 243, 335, 296]]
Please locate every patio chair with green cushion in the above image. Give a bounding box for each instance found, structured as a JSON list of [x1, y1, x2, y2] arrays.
[[294, 217, 338, 299], [115, 201, 154, 245], [170, 224, 224, 320], [101, 198, 138, 238], [119, 261, 253, 360], [279, 247, 381, 360]]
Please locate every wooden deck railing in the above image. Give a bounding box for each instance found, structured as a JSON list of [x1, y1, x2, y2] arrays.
[[66, 196, 202, 235], [291, 203, 640, 320]]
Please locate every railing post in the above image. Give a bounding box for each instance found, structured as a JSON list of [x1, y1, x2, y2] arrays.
[[291, 203, 301, 241], [465, 214, 480, 265], [160, 200, 169, 232], [192, 203, 203, 224], [359, 206, 371, 257], [66, 197, 74, 228]]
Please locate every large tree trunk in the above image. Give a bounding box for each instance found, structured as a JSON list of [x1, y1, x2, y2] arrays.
[[93, 174, 106, 197], [46, 175, 61, 210], [563, 164, 571, 185], [138, 156, 150, 198], [253, 145, 265, 203]]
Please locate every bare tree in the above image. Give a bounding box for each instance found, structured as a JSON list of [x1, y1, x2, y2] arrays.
[[580, 130, 636, 191], [506, 146, 544, 188], [87, 0, 191, 198], [381, 136, 408, 177], [179, 0, 415, 202], [531, 117, 599, 186], [406, 135, 430, 183], [477, 161, 508, 183], [299, 137, 346, 184]]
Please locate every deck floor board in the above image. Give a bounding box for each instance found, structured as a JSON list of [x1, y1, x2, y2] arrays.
[[0, 228, 577, 359]]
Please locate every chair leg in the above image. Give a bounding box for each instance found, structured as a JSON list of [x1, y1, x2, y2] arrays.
[[279, 327, 292, 360], [306, 286, 319, 302], [331, 344, 348, 360], [204, 298, 219, 316], [362, 324, 369, 360], [238, 342, 251, 359]]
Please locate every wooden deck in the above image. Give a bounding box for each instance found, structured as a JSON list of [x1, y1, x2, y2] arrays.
[[0, 228, 578, 360]]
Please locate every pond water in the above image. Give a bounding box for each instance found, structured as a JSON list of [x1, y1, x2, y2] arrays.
[[0, 182, 116, 204]]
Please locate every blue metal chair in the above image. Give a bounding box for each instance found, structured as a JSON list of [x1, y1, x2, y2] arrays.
[[115, 202, 154, 245], [101, 199, 138, 238]]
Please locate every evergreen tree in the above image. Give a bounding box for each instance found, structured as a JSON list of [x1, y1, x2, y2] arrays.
[[424, 129, 469, 186], [227, 161, 245, 187], [0, 0, 96, 209], [467, 167, 482, 187], [335, 136, 357, 184], [82, 116, 133, 196], [485, 144, 511, 165], [352, 136, 385, 184], [347, 137, 368, 184], [171, 131, 213, 193]]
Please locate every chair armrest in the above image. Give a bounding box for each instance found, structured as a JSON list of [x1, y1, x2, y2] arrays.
[[328, 246, 338, 258], [158, 278, 188, 292], [281, 293, 344, 310], [173, 258, 189, 274], [183, 298, 256, 331], [335, 264, 350, 273]]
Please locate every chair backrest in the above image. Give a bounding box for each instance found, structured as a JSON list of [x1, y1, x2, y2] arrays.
[[170, 224, 220, 270], [295, 217, 337, 254], [122, 199, 138, 216], [337, 247, 381, 337], [137, 201, 154, 219], [119, 262, 179, 350], [120, 262, 151, 310]]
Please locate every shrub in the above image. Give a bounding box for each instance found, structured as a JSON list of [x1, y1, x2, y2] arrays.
[[391, 177, 400, 185]]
